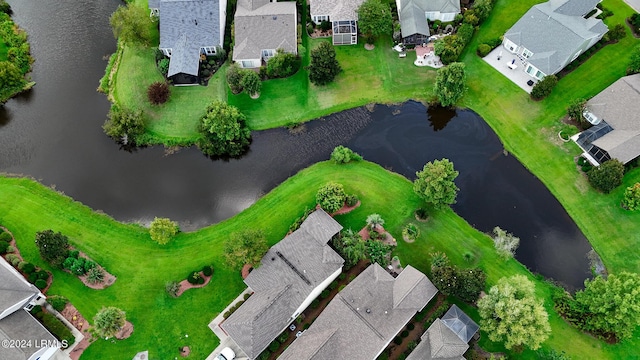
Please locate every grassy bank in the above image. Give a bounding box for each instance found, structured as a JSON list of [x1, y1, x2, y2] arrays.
[[2, 160, 638, 359]]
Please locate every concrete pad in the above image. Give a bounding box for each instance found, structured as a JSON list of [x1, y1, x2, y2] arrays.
[[624, 0, 640, 12], [482, 46, 537, 94]]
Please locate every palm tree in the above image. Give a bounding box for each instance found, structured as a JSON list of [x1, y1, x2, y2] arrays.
[[366, 214, 385, 230]]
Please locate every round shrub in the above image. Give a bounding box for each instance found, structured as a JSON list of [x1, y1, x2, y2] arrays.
[[268, 340, 280, 352], [530, 75, 558, 100], [6, 254, 20, 266], [47, 295, 68, 312], [415, 208, 428, 220], [244, 293, 251, 300], [147, 81, 170, 105], [303, 323, 311, 330], [197, 276, 205, 285], [62, 257, 75, 270], [21, 262, 36, 275], [83, 260, 96, 272], [316, 182, 347, 213], [187, 271, 201, 285], [311, 298, 320, 309], [202, 265, 214, 276], [338, 273, 347, 281], [35, 279, 47, 289], [402, 223, 419, 240], [338, 284, 346, 291], [0, 232, 12, 242], [36, 270, 49, 280], [477, 43, 491, 57], [31, 305, 43, 317], [320, 289, 330, 299], [0, 241, 9, 254], [588, 159, 624, 193], [330, 145, 362, 164], [407, 322, 415, 330], [158, 58, 170, 77], [401, 330, 409, 338], [393, 336, 403, 345], [86, 267, 105, 284], [319, 20, 331, 31], [622, 183, 640, 211], [69, 250, 80, 259], [6, 245, 14, 253], [345, 194, 359, 207]]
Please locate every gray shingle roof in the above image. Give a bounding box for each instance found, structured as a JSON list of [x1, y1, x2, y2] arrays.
[[232, 1, 297, 62], [550, 0, 600, 16], [279, 263, 438, 360], [0, 310, 58, 360], [158, 0, 220, 49], [0, 258, 39, 316], [406, 319, 467, 360], [441, 304, 479, 343], [309, 0, 366, 21], [148, 0, 160, 9], [398, 0, 430, 38], [167, 33, 201, 76], [588, 74, 640, 164], [504, 0, 607, 75], [221, 209, 344, 360]]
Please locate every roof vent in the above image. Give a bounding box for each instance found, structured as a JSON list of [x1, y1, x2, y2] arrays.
[[366, 308, 371, 314], [271, 257, 276, 261], [273, 16, 277, 20], [194, 19, 198, 25]]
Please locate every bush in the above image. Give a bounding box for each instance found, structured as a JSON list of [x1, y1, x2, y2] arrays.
[[147, 81, 170, 105], [6, 253, 20, 266], [166, 281, 180, 297], [83, 260, 96, 272], [226, 64, 244, 94], [34, 230, 70, 268], [266, 50, 300, 78], [47, 295, 69, 312], [588, 159, 625, 193], [567, 98, 587, 124], [4, 245, 14, 253], [187, 271, 201, 285], [69, 250, 80, 259], [492, 226, 520, 259], [608, 24, 626, 42], [393, 336, 403, 345], [316, 182, 347, 213], [0, 241, 8, 254], [86, 267, 105, 284], [402, 223, 419, 241], [345, 194, 359, 207], [0, 0, 11, 14], [320, 289, 330, 299], [21, 262, 36, 275], [268, 340, 280, 352], [307, 42, 341, 86], [41, 313, 75, 347], [319, 20, 331, 31], [0, 232, 11, 242], [530, 75, 558, 100], [330, 145, 362, 164], [338, 273, 346, 281], [36, 270, 49, 280], [311, 298, 320, 309], [34, 279, 47, 289], [240, 69, 261, 95], [158, 58, 169, 77], [401, 330, 409, 338], [278, 331, 289, 344], [456, 23, 474, 44], [202, 265, 214, 276], [628, 45, 640, 75], [407, 322, 415, 330], [476, 43, 491, 57], [103, 106, 146, 144], [415, 208, 428, 220], [622, 183, 640, 211]]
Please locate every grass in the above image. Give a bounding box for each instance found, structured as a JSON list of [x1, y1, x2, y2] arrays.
[[2, 160, 639, 359]]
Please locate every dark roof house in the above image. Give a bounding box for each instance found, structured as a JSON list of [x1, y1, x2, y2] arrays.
[[279, 263, 438, 360], [0, 257, 60, 360], [502, 0, 607, 80], [152, 0, 226, 83], [396, 0, 461, 44], [232, 0, 297, 68], [406, 305, 479, 360], [573, 74, 640, 165], [219, 209, 344, 360]]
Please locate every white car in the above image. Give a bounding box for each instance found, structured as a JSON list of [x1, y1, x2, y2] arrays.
[[216, 347, 236, 360]]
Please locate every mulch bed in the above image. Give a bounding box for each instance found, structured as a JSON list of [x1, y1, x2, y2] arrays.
[[332, 200, 361, 216], [115, 321, 134, 340], [176, 271, 212, 297], [180, 346, 191, 357], [1, 226, 54, 294], [61, 303, 93, 360], [358, 225, 397, 246], [66, 249, 116, 290]]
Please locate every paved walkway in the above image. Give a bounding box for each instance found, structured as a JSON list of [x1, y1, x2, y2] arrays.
[[205, 287, 253, 360], [43, 303, 85, 360]]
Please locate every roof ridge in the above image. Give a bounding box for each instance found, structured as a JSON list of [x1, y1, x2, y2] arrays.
[[338, 295, 385, 340], [393, 267, 424, 308]]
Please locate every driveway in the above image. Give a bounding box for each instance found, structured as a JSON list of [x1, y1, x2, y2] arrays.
[[625, 0, 640, 12]]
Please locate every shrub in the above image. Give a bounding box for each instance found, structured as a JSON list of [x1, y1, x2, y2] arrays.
[[158, 58, 169, 77], [393, 336, 403, 345], [339, 273, 346, 281], [316, 182, 347, 213], [477, 43, 491, 57], [41, 313, 75, 346], [268, 340, 280, 352], [47, 295, 69, 312], [628, 45, 640, 75], [622, 183, 640, 210], [5, 245, 15, 253], [35, 230, 70, 268], [278, 331, 289, 344], [150, 217, 179, 245], [0, 241, 8, 254], [226, 64, 244, 94], [187, 271, 201, 285], [330, 145, 362, 164], [456, 23, 474, 44], [320, 289, 330, 299], [31, 305, 43, 317], [266, 50, 300, 78], [567, 98, 587, 124], [36, 270, 49, 280], [588, 159, 624, 193], [345, 194, 359, 207], [147, 81, 170, 105], [197, 101, 251, 158], [407, 322, 415, 330], [608, 24, 626, 42], [258, 351, 271, 360], [240, 70, 261, 96], [402, 223, 419, 241], [0, 0, 11, 14], [0, 232, 11, 242], [415, 208, 428, 220], [86, 267, 105, 284], [34, 279, 47, 289], [69, 250, 80, 259], [202, 265, 214, 276], [83, 260, 96, 272], [244, 293, 251, 300], [492, 226, 520, 259], [6, 253, 20, 266], [530, 75, 558, 100], [21, 262, 36, 275], [319, 20, 331, 31], [338, 284, 346, 291], [401, 330, 409, 338], [103, 106, 146, 144], [307, 42, 341, 86], [329, 281, 338, 290], [165, 281, 181, 298], [311, 298, 320, 309]]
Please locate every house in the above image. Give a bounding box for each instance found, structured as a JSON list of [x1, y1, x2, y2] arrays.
[[502, 0, 608, 80], [396, 0, 460, 46], [219, 209, 344, 360], [232, 0, 297, 69], [309, 0, 366, 45], [279, 263, 438, 360], [572, 74, 640, 166], [150, 0, 227, 84], [0, 257, 60, 360], [406, 304, 479, 360]]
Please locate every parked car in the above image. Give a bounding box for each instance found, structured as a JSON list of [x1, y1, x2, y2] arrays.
[[216, 347, 235, 360]]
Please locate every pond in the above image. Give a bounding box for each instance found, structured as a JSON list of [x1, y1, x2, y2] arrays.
[[0, 0, 591, 289]]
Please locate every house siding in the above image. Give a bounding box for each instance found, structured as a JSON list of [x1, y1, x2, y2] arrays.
[[236, 58, 261, 68], [425, 11, 456, 22]]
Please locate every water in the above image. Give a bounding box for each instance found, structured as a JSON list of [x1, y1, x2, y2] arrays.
[[0, 0, 591, 289]]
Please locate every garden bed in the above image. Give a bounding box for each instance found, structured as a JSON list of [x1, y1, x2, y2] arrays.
[[1, 226, 53, 293], [176, 269, 213, 297], [63, 249, 116, 290]]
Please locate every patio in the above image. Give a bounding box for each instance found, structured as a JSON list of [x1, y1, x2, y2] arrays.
[[482, 46, 537, 93], [414, 44, 443, 69]]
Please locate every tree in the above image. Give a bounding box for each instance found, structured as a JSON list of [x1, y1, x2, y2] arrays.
[[471, 0, 494, 23], [109, 4, 152, 46], [0, 0, 11, 14], [492, 226, 520, 259], [266, 50, 300, 78], [432, 264, 486, 303], [149, 217, 179, 245], [357, 0, 393, 44], [316, 182, 347, 213], [433, 62, 466, 107], [574, 272, 640, 340], [330, 145, 362, 164], [366, 213, 385, 230], [226, 64, 244, 93], [622, 183, 640, 211], [147, 81, 170, 105], [240, 70, 261, 96], [333, 229, 367, 268], [607, 24, 626, 42], [478, 275, 551, 350], [0, 61, 25, 99], [530, 75, 558, 100], [413, 158, 460, 209], [102, 106, 146, 144], [588, 159, 624, 193], [627, 45, 640, 75], [93, 307, 126, 339], [434, 36, 465, 65], [197, 101, 251, 158], [223, 230, 269, 270], [308, 42, 341, 85], [366, 240, 393, 267], [567, 98, 587, 124], [35, 230, 70, 268]]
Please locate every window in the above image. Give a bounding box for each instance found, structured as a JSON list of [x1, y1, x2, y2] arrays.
[[571, 50, 581, 61], [526, 65, 533, 74], [241, 60, 253, 68], [261, 49, 275, 60], [202, 47, 216, 55], [313, 15, 328, 23], [522, 48, 533, 58], [163, 48, 172, 57], [24, 303, 34, 311], [535, 70, 543, 79]]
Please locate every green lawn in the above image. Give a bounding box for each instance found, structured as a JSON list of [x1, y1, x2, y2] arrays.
[[2, 160, 638, 359]]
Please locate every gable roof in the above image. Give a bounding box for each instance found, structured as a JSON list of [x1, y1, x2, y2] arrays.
[[279, 263, 438, 360], [441, 305, 479, 343], [167, 33, 201, 76], [0, 310, 57, 360], [423, 0, 460, 13], [406, 319, 468, 360], [0, 257, 40, 316], [503, 0, 607, 75], [309, 0, 366, 21], [220, 209, 344, 359], [232, 1, 297, 61], [158, 0, 220, 49], [587, 74, 640, 164], [398, 0, 430, 38]]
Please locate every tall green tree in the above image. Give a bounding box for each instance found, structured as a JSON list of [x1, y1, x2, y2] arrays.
[[109, 4, 152, 46], [308, 42, 341, 85], [588, 159, 624, 193], [93, 307, 126, 339], [102, 106, 146, 144], [333, 229, 366, 268], [413, 158, 459, 209], [492, 226, 520, 259], [34, 230, 70, 268], [574, 272, 640, 340], [316, 182, 347, 213], [622, 183, 640, 211], [366, 240, 393, 267], [627, 45, 640, 75], [357, 0, 393, 44], [240, 70, 261, 96], [224, 230, 269, 270], [149, 217, 179, 245], [433, 62, 466, 107], [197, 101, 251, 158], [478, 275, 551, 350], [0, 60, 25, 102]]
